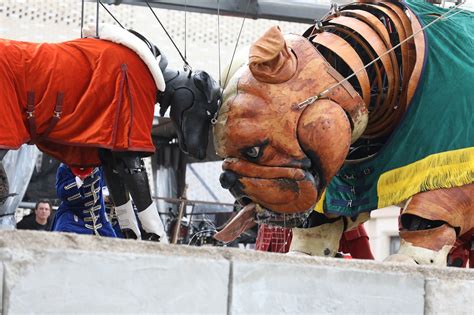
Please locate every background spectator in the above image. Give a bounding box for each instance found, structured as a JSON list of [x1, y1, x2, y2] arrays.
[[17, 199, 53, 231]]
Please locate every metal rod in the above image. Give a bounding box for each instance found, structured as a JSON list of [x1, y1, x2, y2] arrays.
[[96, 0, 100, 37], [99, 0, 125, 28], [152, 195, 235, 207], [223, 0, 251, 88], [188, 164, 219, 202], [81, 0, 85, 38], [217, 0, 221, 86], [145, 1, 190, 68]]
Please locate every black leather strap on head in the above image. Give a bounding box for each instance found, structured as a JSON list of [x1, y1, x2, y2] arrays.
[[128, 29, 161, 58]]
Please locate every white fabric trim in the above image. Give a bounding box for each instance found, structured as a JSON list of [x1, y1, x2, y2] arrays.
[[75, 177, 83, 188], [83, 23, 165, 92], [137, 202, 169, 244], [115, 200, 141, 239]]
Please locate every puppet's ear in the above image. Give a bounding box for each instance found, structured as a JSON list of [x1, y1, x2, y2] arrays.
[[248, 26, 297, 84], [193, 71, 219, 104]]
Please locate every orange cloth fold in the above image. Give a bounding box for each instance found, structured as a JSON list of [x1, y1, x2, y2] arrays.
[[0, 38, 157, 166]]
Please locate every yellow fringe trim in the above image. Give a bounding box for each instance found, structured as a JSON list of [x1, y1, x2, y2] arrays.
[[377, 147, 474, 208], [314, 189, 326, 213]]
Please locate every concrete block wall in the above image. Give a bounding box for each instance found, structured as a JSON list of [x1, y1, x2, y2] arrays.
[[0, 231, 472, 314]]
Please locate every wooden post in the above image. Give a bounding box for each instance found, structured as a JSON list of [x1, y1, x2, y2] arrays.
[[171, 185, 188, 244]]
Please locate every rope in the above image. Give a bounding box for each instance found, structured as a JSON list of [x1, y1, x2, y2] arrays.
[[222, 0, 252, 88], [184, 0, 188, 63], [99, 0, 124, 28], [217, 0, 222, 86], [80, 0, 85, 38], [96, 0, 100, 37], [296, 0, 467, 110], [145, 1, 191, 69]]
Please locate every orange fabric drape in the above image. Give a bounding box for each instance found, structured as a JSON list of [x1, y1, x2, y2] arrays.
[[0, 37, 157, 166]]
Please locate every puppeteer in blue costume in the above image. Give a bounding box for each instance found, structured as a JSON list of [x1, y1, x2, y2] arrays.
[[52, 164, 116, 237]]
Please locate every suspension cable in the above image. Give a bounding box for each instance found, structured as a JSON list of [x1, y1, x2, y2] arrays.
[[96, 0, 100, 37], [217, 0, 222, 86], [184, 0, 188, 64], [223, 0, 252, 88], [80, 0, 85, 38], [99, 0, 124, 28], [145, 1, 191, 69]]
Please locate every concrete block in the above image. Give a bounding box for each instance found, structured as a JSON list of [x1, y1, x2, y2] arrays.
[[425, 278, 474, 315], [0, 231, 473, 315], [0, 232, 230, 314], [231, 260, 425, 314]]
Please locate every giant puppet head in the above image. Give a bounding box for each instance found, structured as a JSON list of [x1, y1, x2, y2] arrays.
[[213, 26, 368, 228], [129, 29, 221, 161], [158, 56, 221, 160]]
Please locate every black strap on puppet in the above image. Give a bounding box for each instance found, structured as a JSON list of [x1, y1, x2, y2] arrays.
[[26, 91, 64, 144], [127, 29, 161, 58]]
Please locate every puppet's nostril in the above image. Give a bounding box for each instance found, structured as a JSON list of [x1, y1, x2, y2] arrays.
[[219, 171, 238, 189]]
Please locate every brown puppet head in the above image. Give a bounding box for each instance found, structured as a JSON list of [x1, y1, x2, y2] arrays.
[[213, 26, 368, 231]]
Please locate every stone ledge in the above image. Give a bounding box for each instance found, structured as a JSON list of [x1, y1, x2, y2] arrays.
[[231, 260, 425, 314], [0, 231, 472, 314]]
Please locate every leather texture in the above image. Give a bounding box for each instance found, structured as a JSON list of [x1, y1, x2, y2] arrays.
[[214, 30, 365, 214], [403, 183, 474, 236], [214, 1, 473, 256], [214, 1, 427, 214], [248, 26, 298, 84]]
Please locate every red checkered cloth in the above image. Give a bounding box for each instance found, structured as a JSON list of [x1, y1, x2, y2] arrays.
[[256, 224, 293, 253], [255, 223, 374, 258]]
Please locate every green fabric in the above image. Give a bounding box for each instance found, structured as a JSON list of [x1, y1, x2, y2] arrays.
[[321, 0, 474, 216]]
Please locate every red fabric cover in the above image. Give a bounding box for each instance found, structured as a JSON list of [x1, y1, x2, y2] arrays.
[[0, 38, 157, 166], [448, 228, 473, 268], [471, 250, 474, 269], [339, 225, 374, 260], [70, 167, 94, 178], [449, 242, 469, 268], [256, 224, 292, 253], [255, 223, 374, 258]]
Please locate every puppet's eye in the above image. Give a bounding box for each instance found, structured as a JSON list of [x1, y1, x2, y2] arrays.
[[244, 146, 260, 159]]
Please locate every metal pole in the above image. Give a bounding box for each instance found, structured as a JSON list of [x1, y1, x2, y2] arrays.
[[96, 0, 100, 37]]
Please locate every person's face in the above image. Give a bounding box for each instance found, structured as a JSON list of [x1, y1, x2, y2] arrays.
[[35, 203, 51, 221]]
